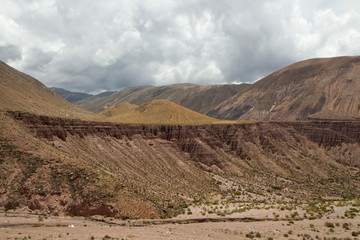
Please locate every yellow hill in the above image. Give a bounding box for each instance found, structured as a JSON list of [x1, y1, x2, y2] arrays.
[[90, 99, 219, 124], [0, 61, 93, 119]]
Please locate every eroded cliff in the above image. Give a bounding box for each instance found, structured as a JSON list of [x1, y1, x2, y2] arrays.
[[1, 111, 360, 218]]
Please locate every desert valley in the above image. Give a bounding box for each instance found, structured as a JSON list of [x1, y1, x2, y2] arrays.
[[0, 55, 359, 239]]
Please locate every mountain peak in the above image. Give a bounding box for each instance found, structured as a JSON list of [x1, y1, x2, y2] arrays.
[[208, 56, 360, 120]]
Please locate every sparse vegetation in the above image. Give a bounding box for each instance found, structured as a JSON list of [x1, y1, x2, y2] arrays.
[[325, 222, 335, 228], [1, 56, 360, 239]]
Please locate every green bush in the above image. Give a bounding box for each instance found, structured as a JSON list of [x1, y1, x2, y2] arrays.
[[245, 232, 254, 238], [325, 222, 334, 228], [271, 185, 281, 190]]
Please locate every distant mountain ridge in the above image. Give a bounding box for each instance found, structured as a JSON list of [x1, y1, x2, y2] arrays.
[[208, 56, 360, 120], [75, 83, 250, 114], [6, 55, 359, 121], [50, 87, 93, 103]]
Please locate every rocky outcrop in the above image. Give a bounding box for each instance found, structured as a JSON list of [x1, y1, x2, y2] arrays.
[[7, 111, 360, 165], [3, 111, 360, 217]]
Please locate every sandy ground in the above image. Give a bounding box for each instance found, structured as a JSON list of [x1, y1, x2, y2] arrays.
[[1, 204, 359, 240]]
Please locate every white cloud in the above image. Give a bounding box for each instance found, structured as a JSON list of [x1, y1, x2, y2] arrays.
[[0, 0, 359, 92], [94, 29, 142, 66]]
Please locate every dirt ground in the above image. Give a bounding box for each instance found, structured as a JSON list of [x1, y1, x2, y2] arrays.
[[1, 203, 360, 240]]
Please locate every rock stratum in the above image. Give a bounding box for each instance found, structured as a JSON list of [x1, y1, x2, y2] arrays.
[[1, 110, 359, 218]]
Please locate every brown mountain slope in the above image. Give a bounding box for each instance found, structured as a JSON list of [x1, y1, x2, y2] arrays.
[[208, 56, 360, 120], [0, 61, 92, 119], [76, 83, 250, 114], [2, 111, 360, 218], [90, 99, 219, 124]]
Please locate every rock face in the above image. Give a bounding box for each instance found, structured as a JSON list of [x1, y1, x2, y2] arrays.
[[8, 111, 360, 173], [208, 56, 360, 120], [9, 111, 360, 149], [2, 111, 360, 217]]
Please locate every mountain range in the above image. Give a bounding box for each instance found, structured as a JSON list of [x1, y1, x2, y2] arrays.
[[0, 56, 359, 220], [75, 83, 250, 115], [49, 87, 94, 103], [53, 56, 360, 121], [208, 56, 360, 120]]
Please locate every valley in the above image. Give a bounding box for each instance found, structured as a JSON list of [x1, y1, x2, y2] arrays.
[[1, 57, 360, 239], [1, 201, 360, 239], [2, 111, 359, 214]]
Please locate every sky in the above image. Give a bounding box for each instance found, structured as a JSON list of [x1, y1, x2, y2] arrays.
[[1, 0, 360, 94]]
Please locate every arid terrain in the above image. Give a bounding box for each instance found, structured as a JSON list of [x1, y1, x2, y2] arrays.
[[73, 83, 250, 114], [208, 56, 360, 121], [89, 99, 219, 124], [0, 61, 92, 119], [1, 200, 360, 239], [1, 57, 360, 239]]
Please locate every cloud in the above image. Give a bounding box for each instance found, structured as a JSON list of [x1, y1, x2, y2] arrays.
[[0, 45, 22, 61], [0, 0, 360, 93]]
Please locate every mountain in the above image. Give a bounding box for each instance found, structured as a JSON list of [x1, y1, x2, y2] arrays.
[[0, 60, 92, 119], [76, 83, 250, 114], [208, 56, 360, 120], [1, 56, 360, 222], [72, 90, 116, 112], [90, 99, 219, 124], [50, 87, 93, 103]]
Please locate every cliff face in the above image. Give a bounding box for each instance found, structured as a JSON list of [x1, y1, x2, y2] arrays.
[[2, 111, 360, 217], [10, 111, 360, 150], [8, 111, 360, 172]]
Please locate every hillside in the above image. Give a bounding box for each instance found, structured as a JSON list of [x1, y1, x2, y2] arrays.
[[1, 111, 359, 219], [208, 56, 360, 120], [50, 87, 93, 103], [76, 83, 250, 114], [71, 90, 115, 110], [0, 61, 92, 119], [90, 99, 218, 124]]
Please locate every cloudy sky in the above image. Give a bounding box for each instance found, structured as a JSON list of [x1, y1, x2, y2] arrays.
[[1, 0, 360, 94]]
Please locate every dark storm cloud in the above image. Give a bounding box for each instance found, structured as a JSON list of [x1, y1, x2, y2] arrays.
[[1, 0, 360, 93]]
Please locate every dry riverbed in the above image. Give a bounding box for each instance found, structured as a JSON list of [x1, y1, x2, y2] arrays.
[[1, 201, 360, 240]]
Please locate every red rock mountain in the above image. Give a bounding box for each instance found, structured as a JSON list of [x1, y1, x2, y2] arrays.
[[208, 56, 360, 120]]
